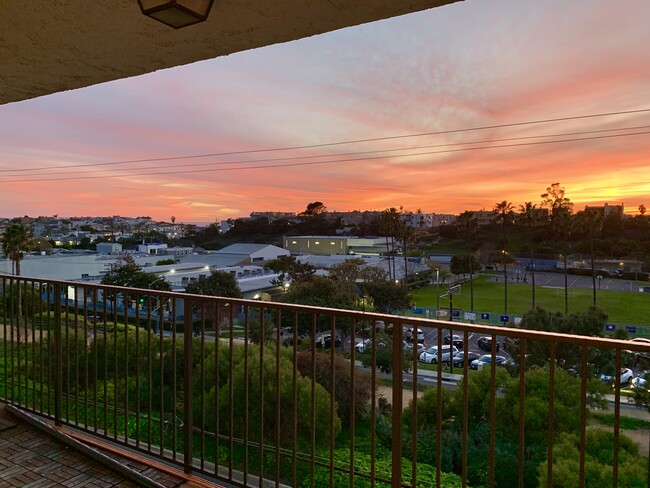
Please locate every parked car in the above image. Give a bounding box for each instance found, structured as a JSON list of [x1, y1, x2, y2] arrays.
[[470, 355, 509, 370], [452, 351, 481, 368], [443, 334, 464, 349], [404, 342, 426, 355], [354, 338, 387, 354], [405, 327, 425, 343], [599, 367, 634, 385], [629, 337, 650, 360], [317, 333, 342, 349], [375, 321, 393, 334], [477, 336, 500, 352], [419, 345, 459, 364], [632, 371, 649, 390]]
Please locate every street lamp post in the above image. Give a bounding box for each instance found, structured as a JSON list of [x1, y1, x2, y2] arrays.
[[436, 268, 440, 313]]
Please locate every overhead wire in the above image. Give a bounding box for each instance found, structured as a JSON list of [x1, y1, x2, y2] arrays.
[[1, 106, 649, 176], [2, 124, 650, 179], [3, 128, 650, 184]]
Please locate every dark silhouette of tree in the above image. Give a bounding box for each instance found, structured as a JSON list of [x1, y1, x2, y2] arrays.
[[2, 221, 33, 276], [184, 270, 242, 298], [541, 183, 574, 314], [378, 207, 404, 282], [574, 208, 603, 306], [518, 202, 541, 309], [300, 201, 327, 217], [457, 211, 479, 311], [494, 201, 514, 314]]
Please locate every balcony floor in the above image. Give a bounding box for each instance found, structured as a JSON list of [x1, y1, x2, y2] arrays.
[[0, 403, 189, 488]]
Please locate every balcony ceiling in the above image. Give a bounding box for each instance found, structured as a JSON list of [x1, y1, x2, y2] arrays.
[[2, 0, 460, 106]]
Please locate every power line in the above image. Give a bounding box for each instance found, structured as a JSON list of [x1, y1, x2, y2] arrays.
[[4, 129, 649, 184], [1, 107, 649, 175], [2, 124, 650, 179]]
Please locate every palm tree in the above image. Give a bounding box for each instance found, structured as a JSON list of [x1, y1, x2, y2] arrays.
[[378, 208, 401, 281], [2, 222, 32, 276], [457, 211, 478, 311], [575, 208, 603, 306], [2, 222, 33, 326], [494, 201, 514, 314], [518, 202, 540, 309]]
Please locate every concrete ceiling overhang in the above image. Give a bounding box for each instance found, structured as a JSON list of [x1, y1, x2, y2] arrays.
[[2, 0, 460, 106]]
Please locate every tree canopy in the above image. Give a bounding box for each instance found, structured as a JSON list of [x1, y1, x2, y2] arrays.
[[2, 221, 33, 276], [184, 269, 241, 298]]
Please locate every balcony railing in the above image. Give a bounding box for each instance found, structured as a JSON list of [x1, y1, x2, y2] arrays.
[[1, 274, 649, 488]]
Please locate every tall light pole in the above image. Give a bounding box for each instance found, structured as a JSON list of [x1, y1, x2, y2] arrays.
[[436, 268, 440, 312]]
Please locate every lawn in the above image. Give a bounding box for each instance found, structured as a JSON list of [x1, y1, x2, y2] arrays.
[[411, 275, 650, 327]]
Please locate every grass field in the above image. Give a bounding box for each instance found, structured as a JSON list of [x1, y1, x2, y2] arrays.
[[411, 275, 650, 327]]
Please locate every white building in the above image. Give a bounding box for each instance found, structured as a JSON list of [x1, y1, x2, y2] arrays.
[[138, 243, 168, 255], [96, 242, 123, 254]]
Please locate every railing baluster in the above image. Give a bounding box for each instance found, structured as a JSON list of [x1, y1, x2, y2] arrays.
[[54, 283, 62, 426], [613, 347, 621, 488], [547, 341, 556, 488], [489, 333, 497, 488], [517, 338, 527, 488], [578, 345, 587, 488], [462, 329, 469, 488], [391, 321, 403, 488], [183, 296, 194, 475]]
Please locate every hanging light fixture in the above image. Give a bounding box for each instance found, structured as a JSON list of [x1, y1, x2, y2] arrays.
[[137, 0, 215, 29]]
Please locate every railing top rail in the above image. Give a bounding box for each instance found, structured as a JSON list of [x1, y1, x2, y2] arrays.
[[2, 273, 649, 353]]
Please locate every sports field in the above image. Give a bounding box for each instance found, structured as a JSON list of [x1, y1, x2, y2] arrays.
[[411, 274, 650, 326]]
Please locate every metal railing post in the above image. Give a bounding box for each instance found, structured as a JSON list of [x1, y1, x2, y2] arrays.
[[53, 283, 63, 426], [391, 322, 403, 487], [183, 297, 194, 474]]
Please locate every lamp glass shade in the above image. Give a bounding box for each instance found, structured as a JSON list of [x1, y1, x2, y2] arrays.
[[138, 0, 214, 29]]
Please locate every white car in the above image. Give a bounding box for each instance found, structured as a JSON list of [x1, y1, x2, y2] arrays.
[[405, 327, 425, 343], [599, 367, 634, 385], [632, 371, 649, 390], [354, 338, 386, 354], [419, 345, 458, 364]]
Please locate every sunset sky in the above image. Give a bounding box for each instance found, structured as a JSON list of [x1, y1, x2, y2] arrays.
[[1, 0, 649, 224]]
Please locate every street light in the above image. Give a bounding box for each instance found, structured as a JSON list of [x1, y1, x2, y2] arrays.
[[436, 268, 440, 312], [148, 276, 165, 289]]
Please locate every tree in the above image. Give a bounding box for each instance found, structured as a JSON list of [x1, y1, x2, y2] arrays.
[[456, 211, 479, 310], [494, 201, 514, 314], [509, 306, 615, 376], [2, 221, 33, 276], [362, 280, 410, 314], [101, 256, 172, 310], [541, 183, 573, 223], [378, 207, 403, 281], [296, 351, 372, 427], [518, 202, 541, 309], [301, 201, 327, 217], [101, 256, 171, 291], [170, 216, 176, 224], [328, 258, 366, 282], [281, 275, 365, 338], [264, 255, 315, 286], [449, 253, 481, 281], [574, 208, 603, 306], [639, 204, 646, 215], [184, 270, 241, 298], [541, 183, 573, 314], [537, 429, 647, 488]]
